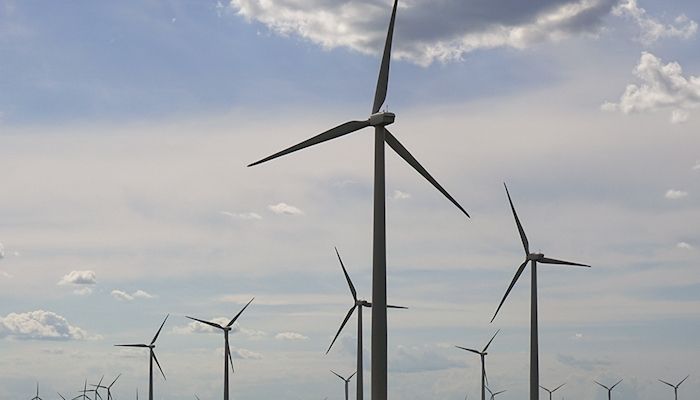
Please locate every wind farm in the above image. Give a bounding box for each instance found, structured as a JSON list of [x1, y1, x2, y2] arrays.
[[1, 0, 699, 399]]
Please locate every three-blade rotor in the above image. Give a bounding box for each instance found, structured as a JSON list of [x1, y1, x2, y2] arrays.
[[115, 314, 169, 380], [659, 375, 690, 389]]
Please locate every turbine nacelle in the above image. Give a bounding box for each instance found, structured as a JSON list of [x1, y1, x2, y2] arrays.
[[527, 253, 545, 261], [368, 112, 396, 127], [357, 299, 372, 307]]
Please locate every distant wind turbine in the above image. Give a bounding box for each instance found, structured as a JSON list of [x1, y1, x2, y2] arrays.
[[186, 297, 255, 400], [115, 314, 169, 400], [91, 374, 121, 400], [331, 370, 356, 400], [659, 375, 690, 400], [595, 379, 623, 400], [491, 183, 589, 400], [486, 386, 506, 400], [326, 248, 406, 400], [72, 380, 89, 400], [58, 393, 67, 400], [88, 376, 104, 400], [30, 383, 43, 400], [455, 330, 500, 400], [247, 1, 470, 397], [540, 383, 565, 400]]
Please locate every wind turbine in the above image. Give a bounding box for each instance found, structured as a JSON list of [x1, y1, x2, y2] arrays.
[[331, 370, 356, 400], [115, 314, 169, 400], [58, 393, 67, 400], [186, 297, 255, 400], [455, 330, 500, 400], [88, 376, 104, 400], [72, 380, 89, 400], [91, 374, 121, 400], [594, 379, 623, 400], [326, 247, 406, 400], [30, 383, 43, 400], [659, 375, 689, 400], [490, 183, 589, 400], [247, 2, 469, 398], [485, 386, 506, 400], [540, 383, 565, 400]]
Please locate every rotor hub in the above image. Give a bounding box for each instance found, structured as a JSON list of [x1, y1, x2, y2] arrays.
[[369, 112, 396, 126], [527, 253, 544, 261]]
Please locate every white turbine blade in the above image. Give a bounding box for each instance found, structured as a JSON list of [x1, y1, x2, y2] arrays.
[[248, 120, 370, 167], [385, 129, 470, 217]]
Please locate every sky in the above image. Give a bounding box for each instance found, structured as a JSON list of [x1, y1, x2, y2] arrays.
[[0, 0, 699, 399]]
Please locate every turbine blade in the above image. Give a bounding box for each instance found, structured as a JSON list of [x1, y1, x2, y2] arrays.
[[96, 375, 104, 388], [227, 297, 255, 327], [385, 129, 470, 218], [594, 381, 609, 390], [348, 371, 357, 380], [659, 379, 675, 388], [186, 316, 224, 330], [504, 183, 529, 254], [248, 120, 370, 167], [335, 247, 357, 301], [483, 329, 500, 352], [58, 393, 66, 400], [326, 305, 357, 354], [494, 391, 506, 395], [227, 343, 235, 373], [152, 351, 166, 381], [109, 374, 121, 388], [611, 379, 623, 389], [678, 375, 690, 387], [151, 314, 169, 345], [490, 259, 528, 323], [386, 305, 408, 309], [553, 383, 566, 392], [372, 0, 398, 114], [114, 344, 149, 348], [330, 370, 345, 381], [539, 257, 590, 267], [454, 345, 481, 355], [539, 385, 548, 392]]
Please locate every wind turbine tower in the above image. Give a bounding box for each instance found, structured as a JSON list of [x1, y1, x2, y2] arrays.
[[491, 183, 589, 400], [455, 330, 500, 400]]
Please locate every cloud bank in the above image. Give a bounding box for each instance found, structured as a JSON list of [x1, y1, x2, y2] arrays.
[[0, 310, 90, 341]]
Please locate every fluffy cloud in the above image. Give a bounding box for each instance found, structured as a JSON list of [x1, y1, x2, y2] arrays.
[[221, 211, 263, 220], [110, 289, 156, 301], [230, 0, 625, 66], [676, 242, 693, 249], [274, 331, 308, 340], [0, 310, 90, 341], [58, 270, 97, 286], [391, 190, 411, 200], [602, 52, 700, 123], [268, 202, 304, 215], [613, 0, 697, 44], [665, 189, 688, 200]]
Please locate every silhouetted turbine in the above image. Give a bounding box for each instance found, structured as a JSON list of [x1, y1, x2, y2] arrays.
[[72, 380, 89, 400], [91, 374, 121, 400], [540, 383, 565, 400], [595, 379, 623, 400], [30, 382, 43, 400], [58, 393, 67, 400], [247, 1, 469, 397], [455, 330, 500, 400], [326, 248, 406, 400], [331, 370, 357, 400], [491, 183, 589, 400], [187, 297, 255, 400], [115, 314, 169, 400], [659, 375, 689, 400], [485, 386, 506, 400], [88, 376, 104, 400]]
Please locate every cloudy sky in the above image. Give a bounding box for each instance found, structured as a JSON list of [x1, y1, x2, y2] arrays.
[[1, 0, 699, 399]]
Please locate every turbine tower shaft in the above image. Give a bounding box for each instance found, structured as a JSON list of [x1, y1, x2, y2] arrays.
[[531, 260, 539, 400]]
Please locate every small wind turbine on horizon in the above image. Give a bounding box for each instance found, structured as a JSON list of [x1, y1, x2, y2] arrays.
[[491, 183, 590, 400], [540, 383, 565, 400], [326, 247, 406, 400], [30, 383, 43, 400], [595, 379, 623, 400], [91, 374, 121, 400], [485, 386, 506, 400], [247, 1, 470, 397], [331, 370, 356, 400], [186, 297, 255, 400], [659, 375, 690, 400], [455, 330, 500, 400], [87, 376, 104, 400], [72, 380, 90, 400], [115, 314, 169, 400]]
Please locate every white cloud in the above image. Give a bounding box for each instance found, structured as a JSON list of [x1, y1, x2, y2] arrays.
[[676, 242, 693, 249], [602, 52, 700, 123], [231, 347, 264, 360], [0, 310, 90, 341], [58, 270, 96, 286], [391, 190, 412, 200], [0, 242, 4, 259], [665, 189, 688, 200], [111, 289, 157, 301], [268, 202, 304, 215], [274, 331, 308, 341], [692, 160, 700, 170], [221, 211, 263, 220], [613, 0, 697, 44], [230, 0, 622, 66]]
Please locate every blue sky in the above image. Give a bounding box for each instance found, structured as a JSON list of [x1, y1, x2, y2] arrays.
[[0, 0, 699, 399]]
